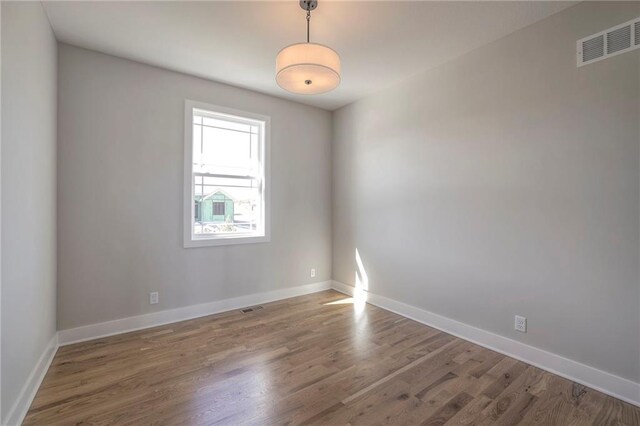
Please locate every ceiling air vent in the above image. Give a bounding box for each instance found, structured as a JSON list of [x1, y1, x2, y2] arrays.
[[577, 16, 640, 67]]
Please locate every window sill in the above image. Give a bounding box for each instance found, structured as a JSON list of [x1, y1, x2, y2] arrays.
[[184, 234, 270, 248]]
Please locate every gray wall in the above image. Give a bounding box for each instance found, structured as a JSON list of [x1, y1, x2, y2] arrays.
[[1, 1, 58, 420], [332, 1, 640, 383], [57, 45, 332, 330]]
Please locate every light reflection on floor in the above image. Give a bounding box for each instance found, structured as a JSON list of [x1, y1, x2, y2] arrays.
[[323, 294, 366, 313]]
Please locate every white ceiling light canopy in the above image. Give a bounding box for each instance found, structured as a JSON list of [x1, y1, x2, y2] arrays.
[[276, 0, 341, 95]]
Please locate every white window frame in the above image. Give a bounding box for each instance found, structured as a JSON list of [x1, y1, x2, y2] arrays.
[[183, 100, 270, 248]]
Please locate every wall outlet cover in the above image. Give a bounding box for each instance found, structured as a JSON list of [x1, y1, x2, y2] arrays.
[[150, 292, 159, 305], [515, 315, 527, 333]]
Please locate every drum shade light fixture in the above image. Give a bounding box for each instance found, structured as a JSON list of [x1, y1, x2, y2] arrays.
[[276, 0, 340, 95]]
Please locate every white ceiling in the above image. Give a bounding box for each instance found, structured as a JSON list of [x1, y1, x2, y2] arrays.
[[42, 1, 576, 110]]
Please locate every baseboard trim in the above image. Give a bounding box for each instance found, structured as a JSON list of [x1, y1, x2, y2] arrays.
[[58, 281, 333, 346], [3, 334, 59, 426], [330, 280, 640, 407]]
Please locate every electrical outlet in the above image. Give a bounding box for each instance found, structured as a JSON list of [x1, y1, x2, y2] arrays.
[[310, 268, 316, 278], [150, 292, 159, 305], [515, 315, 527, 333]]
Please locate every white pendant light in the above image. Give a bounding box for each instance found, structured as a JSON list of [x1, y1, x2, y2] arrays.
[[276, 0, 341, 95]]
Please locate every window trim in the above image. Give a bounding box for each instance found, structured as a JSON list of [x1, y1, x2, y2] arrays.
[[183, 100, 271, 248]]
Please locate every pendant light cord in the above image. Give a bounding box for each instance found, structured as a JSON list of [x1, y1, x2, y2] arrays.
[[306, 9, 311, 43]]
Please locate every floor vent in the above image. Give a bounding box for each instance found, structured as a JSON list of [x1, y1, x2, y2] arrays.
[[241, 306, 264, 313], [577, 16, 640, 67]]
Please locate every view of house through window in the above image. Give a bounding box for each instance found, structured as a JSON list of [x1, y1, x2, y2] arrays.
[[189, 104, 267, 242]]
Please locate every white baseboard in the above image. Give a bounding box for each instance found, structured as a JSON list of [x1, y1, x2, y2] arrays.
[[331, 280, 640, 407], [58, 281, 333, 346], [3, 334, 59, 426]]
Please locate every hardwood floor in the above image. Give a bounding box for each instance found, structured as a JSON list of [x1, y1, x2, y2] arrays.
[[24, 290, 639, 425]]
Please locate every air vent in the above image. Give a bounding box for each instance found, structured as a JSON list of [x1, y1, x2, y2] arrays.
[[582, 35, 604, 62], [577, 16, 640, 67], [241, 305, 264, 313], [607, 25, 631, 54]]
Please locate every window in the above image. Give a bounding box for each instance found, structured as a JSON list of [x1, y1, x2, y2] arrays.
[[212, 202, 225, 216], [184, 100, 269, 247]]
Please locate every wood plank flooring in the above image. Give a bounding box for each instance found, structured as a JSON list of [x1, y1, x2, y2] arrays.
[[24, 290, 640, 425]]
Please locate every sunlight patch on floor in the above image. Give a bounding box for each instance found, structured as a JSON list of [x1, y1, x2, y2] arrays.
[[324, 297, 357, 305]]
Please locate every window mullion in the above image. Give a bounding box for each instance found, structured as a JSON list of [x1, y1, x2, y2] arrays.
[[193, 172, 258, 180]]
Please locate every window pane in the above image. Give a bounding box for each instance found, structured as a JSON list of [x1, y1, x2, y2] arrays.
[[192, 122, 259, 176], [201, 115, 253, 134], [192, 177, 261, 236]]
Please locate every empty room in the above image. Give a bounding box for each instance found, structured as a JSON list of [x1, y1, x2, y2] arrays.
[[1, 0, 639, 424]]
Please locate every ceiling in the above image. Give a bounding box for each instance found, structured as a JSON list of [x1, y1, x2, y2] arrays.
[[42, 1, 576, 110]]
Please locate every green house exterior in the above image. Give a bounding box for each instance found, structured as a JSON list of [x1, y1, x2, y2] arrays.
[[194, 191, 234, 223]]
